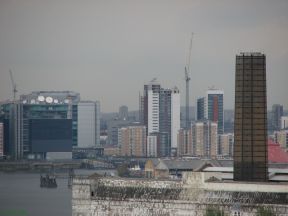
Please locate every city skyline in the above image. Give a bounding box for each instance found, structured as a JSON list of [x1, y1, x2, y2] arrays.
[[0, 0, 288, 112]]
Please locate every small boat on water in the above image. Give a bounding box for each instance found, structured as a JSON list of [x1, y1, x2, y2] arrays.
[[40, 174, 57, 188]]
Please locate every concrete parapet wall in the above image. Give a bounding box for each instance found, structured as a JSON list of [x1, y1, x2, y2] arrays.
[[72, 172, 288, 216]]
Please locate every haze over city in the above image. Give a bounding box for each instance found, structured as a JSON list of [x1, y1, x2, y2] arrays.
[[0, 0, 287, 112]]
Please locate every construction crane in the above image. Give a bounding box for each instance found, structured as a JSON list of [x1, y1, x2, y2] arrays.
[[9, 69, 17, 101], [185, 33, 193, 129]]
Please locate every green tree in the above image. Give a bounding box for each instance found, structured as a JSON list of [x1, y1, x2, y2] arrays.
[[117, 163, 130, 177]]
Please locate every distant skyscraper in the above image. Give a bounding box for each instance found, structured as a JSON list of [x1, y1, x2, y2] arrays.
[[0, 122, 3, 157], [141, 79, 180, 156], [170, 87, 180, 153], [144, 79, 160, 134], [234, 52, 268, 182], [196, 89, 224, 134], [196, 97, 205, 121], [281, 116, 288, 129], [159, 88, 171, 144], [206, 89, 224, 134], [119, 105, 129, 120], [272, 104, 283, 131], [77, 101, 100, 148]]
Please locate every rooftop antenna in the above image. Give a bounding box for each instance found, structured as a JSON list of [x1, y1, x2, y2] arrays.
[[185, 33, 193, 128], [9, 69, 17, 101]]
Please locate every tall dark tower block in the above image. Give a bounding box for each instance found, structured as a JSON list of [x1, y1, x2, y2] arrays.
[[234, 52, 268, 182]]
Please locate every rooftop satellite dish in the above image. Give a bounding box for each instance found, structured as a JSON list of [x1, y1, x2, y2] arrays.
[[38, 95, 45, 102], [64, 99, 69, 104], [22, 100, 27, 104], [31, 99, 36, 104], [46, 96, 53, 103], [54, 99, 59, 104]]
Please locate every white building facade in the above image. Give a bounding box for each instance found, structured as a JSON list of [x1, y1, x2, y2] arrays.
[[171, 87, 180, 150], [147, 88, 160, 134], [147, 135, 158, 157], [281, 116, 288, 130], [77, 101, 100, 148]]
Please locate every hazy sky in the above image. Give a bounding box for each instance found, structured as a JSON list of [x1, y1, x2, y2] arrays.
[[0, 0, 287, 112]]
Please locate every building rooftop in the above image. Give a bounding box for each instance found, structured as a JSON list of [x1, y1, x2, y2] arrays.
[[268, 139, 288, 163], [238, 52, 264, 56]]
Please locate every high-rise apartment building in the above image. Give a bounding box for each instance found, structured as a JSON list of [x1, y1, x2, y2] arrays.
[[147, 135, 158, 157], [118, 125, 146, 157], [281, 116, 288, 130], [177, 121, 218, 158], [144, 80, 160, 134], [234, 52, 268, 182], [218, 133, 234, 157], [192, 121, 218, 158], [177, 128, 193, 156], [159, 88, 171, 147], [170, 87, 180, 153], [207, 89, 224, 134], [106, 119, 132, 146], [141, 79, 180, 156], [196, 97, 205, 121], [274, 130, 288, 152], [196, 90, 224, 134], [272, 104, 283, 131], [0, 122, 3, 157]]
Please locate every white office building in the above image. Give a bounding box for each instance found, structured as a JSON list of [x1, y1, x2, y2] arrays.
[[77, 101, 100, 148]]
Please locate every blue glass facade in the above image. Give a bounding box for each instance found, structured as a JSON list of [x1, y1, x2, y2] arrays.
[[197, 97, 205, 121], [207, 93, 224, 134], [0, 91, 81, 159], [30, 119, 72, 152], [72, 105, 78, 147]]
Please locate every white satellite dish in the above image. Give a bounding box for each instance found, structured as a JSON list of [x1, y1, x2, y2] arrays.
[[46, 96, 53, 103], [22, 100, 27, 104], [38, 95, 45, 102], [64, 99, 70, 104], [31, 99, 36, 104], [54, 99, 59, 104]]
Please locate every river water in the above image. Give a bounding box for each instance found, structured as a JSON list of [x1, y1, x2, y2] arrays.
[[0, 169, 117, 216], [0, 172, 72, 216]]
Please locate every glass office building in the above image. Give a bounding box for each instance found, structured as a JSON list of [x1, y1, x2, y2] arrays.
[[234, 52, 268, 182], [0, 91, 80, 159], [207, 90, 224, 135]]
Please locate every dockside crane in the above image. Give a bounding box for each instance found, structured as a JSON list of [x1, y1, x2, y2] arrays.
[[9, 69, 17, 101], [185, 33, 193, 129]]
